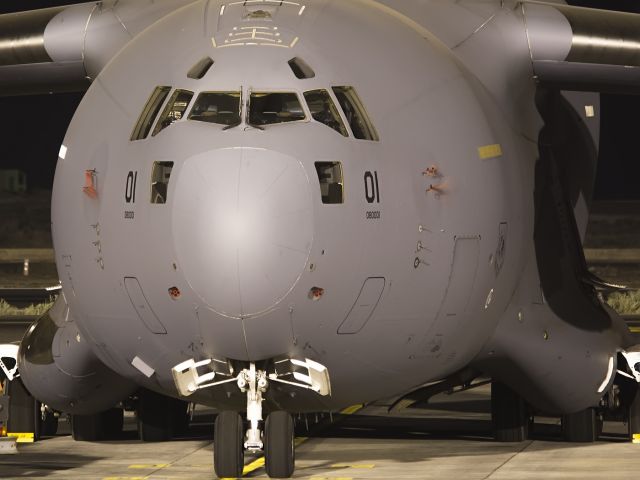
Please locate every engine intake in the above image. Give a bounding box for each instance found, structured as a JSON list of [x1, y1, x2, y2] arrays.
[[18, 294, 135, 415]]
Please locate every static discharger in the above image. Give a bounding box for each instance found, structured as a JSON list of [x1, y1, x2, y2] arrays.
[[426, 182, 446, 195], [83, 169, 98, 198]]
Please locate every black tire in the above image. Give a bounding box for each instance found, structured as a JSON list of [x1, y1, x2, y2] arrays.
[[264, 411, 295, 479], [170, 398, 190, 436], [214, 411, 244, 479], [6, 378, 39, 440], [137, 389, 172, 442], [72, 413, 105, 441], [103, 408, 124, 439], [629, 385, 640, 441], [491, 381, 530, 442], [562, 408, 602, 442], [72, 408, 123, 441]]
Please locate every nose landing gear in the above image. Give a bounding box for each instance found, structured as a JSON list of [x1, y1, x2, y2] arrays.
[[173, 358, 330, 479]]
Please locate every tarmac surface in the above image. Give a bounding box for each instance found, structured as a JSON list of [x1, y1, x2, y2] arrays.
[[1, 385, 639, 480]]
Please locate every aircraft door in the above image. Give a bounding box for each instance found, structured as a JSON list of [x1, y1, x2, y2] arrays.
[[410, 235, 480, 361], [439, 235, 480, 317], [337, 277, 386, 334], [124, 277, 167, 334]]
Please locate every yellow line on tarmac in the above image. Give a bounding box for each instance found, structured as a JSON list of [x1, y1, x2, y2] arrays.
[[235, 406, 364, 478], [241, 456, 265, 475]]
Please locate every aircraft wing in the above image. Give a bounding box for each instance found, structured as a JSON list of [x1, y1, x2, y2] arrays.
[[0, 0, 196, 96], [523, 1, 640, 94], [3, 0, 640, 96]]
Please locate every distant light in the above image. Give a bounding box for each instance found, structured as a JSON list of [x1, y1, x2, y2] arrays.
[[585, 105, 595, 118], [298, 5, 306, 15], [290, 36, 299, 48], [59, 144, 67, 160], [220, 5, 226, 15]]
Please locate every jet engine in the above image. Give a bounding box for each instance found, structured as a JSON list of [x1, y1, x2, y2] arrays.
[[17, 294, 136, 415]]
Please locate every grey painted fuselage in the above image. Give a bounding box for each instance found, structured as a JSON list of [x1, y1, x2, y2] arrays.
[[7, 0, 640, 416]]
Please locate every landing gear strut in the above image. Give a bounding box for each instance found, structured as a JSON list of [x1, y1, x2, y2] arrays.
[[173, 358, 330, 479]]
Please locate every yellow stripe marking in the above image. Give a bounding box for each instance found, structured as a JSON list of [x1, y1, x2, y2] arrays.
[[7, 432, 34, 443], [331, 463, 375, 469], [630, 327, 640, 333], [478, 144, 503, 160], [242, 456, 265, 475], [632, 433, 640, 444], [340, 404, 364, 415], [223, 408, 364, 478]]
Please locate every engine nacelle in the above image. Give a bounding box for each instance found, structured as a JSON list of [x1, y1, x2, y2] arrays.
[[18, 294, 136, 415]]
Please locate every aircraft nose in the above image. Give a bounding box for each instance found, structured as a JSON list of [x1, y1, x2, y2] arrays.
[[172, 148, 314, 318]]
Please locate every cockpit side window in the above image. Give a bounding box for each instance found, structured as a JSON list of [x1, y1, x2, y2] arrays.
[[188, 92, 242, 127], [150, 161, 174, 204], [249, 92, 306, 126], [304, 90, 348, 137], [332, 86, 379, 141], [152, 89, 194, 137], [315, 162, 344, 204], [130, 86, 171, 141]]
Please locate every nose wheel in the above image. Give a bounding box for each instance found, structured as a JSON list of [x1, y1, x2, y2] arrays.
[[265, 411, 295, 478], [174, 359, 330, 479], [214, 411, 245, 478]]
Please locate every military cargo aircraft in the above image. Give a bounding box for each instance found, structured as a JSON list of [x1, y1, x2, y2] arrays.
[[2, 0, 640, 477]]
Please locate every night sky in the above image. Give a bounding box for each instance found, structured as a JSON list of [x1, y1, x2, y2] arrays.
[[0, 0, 639, 198]]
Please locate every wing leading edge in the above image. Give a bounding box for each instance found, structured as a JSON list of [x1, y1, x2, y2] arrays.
[[0, 0, 196, 96], [524, 1, 640, 94]]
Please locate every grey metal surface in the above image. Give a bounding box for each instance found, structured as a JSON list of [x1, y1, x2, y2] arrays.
[[0, 2, 640, 477], [3, 0, 625, 414], [0, 0, 197, 95]]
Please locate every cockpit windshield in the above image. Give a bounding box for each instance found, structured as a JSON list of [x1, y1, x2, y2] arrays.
[[188, 91, 241, 126], [332, 86, 379, 141], [249, 92, 306, 126], [152, 89, 193, 136], [304, 89, 348, 137]]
